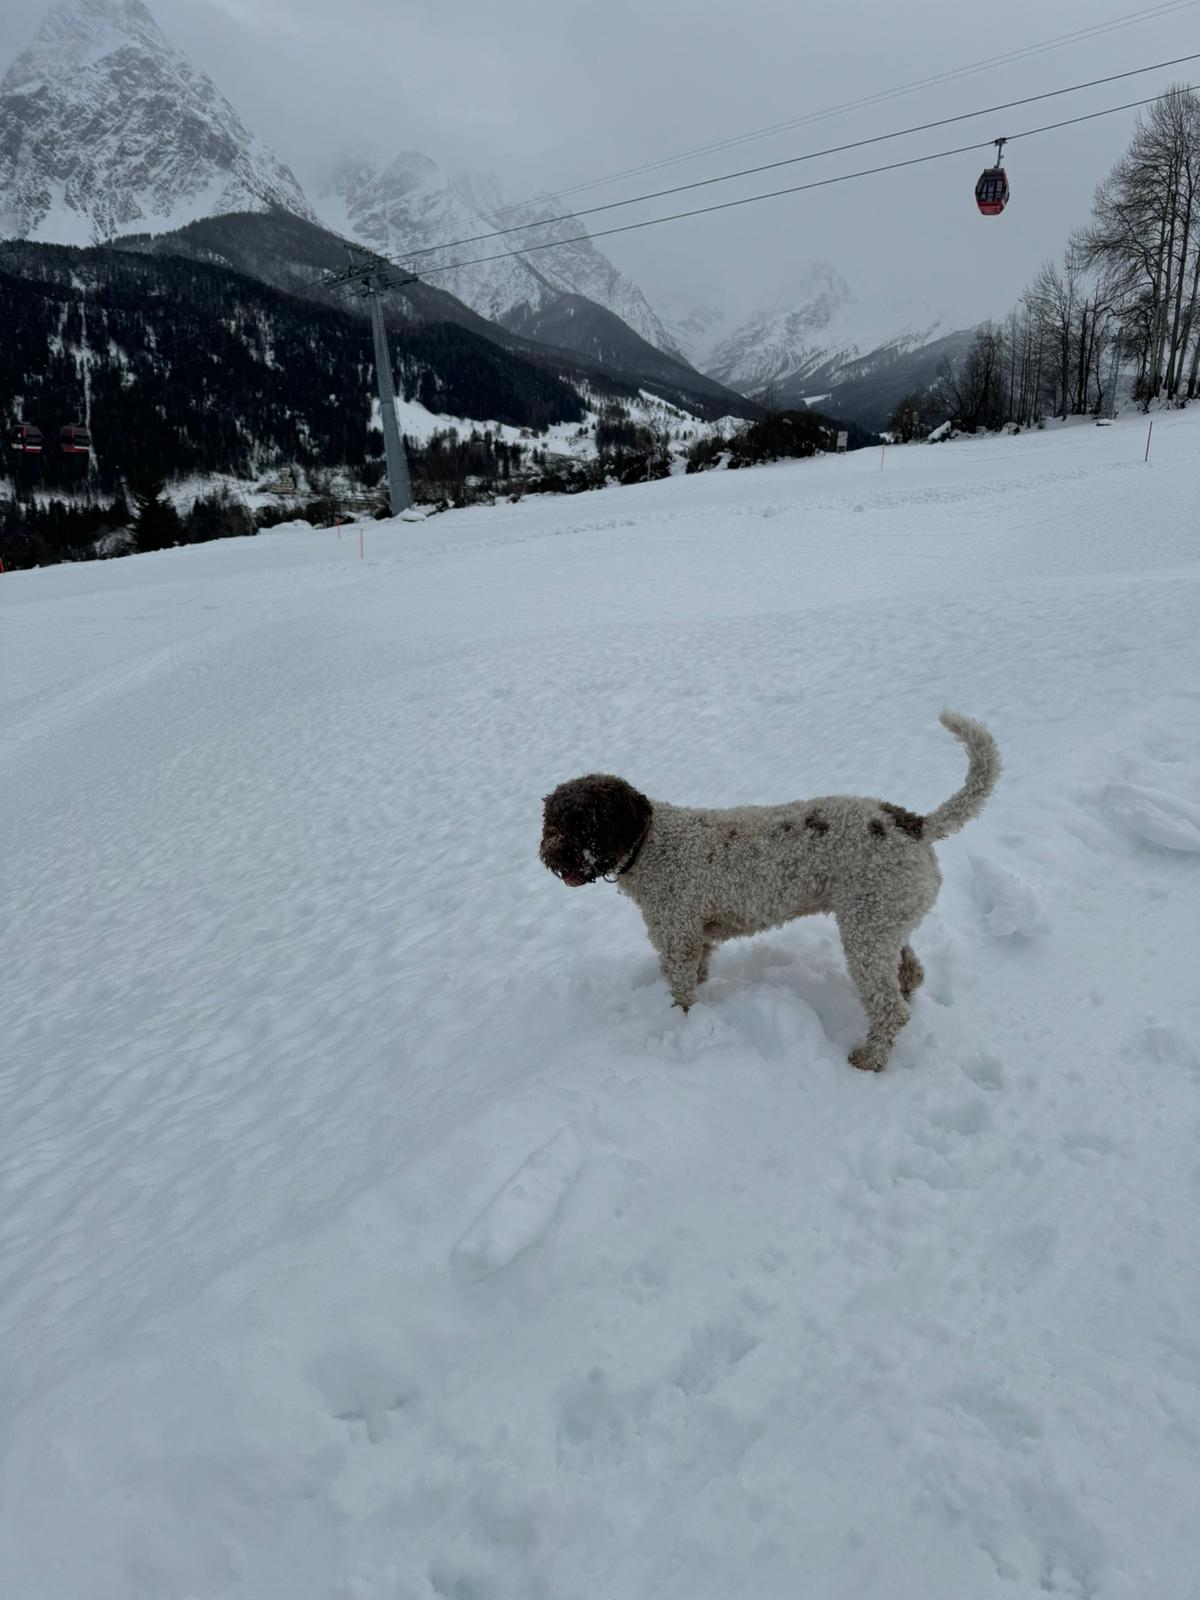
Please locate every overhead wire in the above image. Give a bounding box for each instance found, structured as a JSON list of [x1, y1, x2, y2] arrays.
[[6, 60, 1197, 420], [356, 84, 1198, 294], [485, 0, 1200, 216], [385, 52, 1200, 265]]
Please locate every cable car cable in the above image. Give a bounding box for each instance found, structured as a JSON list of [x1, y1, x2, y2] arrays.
[[352, 83, 1199, 295], [7, 76, 1196, 419], [387, 51, 1200, 265], [484, 0, 1200, 217]]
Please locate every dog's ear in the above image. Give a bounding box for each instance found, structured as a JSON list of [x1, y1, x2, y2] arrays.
[[623, 786, 653, 846], [594, 778, 652, 860]]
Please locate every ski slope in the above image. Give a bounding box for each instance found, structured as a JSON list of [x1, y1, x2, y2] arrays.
[[2, 411, 1199, 1599]]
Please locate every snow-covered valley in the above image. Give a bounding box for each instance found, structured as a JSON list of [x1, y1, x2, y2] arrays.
[[2, 410, 1198, 1598]]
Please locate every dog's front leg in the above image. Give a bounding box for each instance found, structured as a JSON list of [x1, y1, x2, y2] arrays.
[[636, 902, 706, 1014], [656, 935, 706, 1014]]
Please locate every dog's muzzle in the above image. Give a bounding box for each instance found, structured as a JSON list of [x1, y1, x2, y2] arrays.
[[555, 867, 594, 887], [540, 830, 596, 887]]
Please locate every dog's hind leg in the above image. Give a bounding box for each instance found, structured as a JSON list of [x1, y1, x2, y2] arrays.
[[837, 913, 914, 1072], [697, 941, 714, 987], [899, 944, 925, 1001]]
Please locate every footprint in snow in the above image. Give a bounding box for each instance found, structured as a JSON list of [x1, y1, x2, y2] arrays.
[[308, 1347, 419, 1445], [1060, 1128, 1118, 1164], [990, 1223, 1059, 1293], [672, 1316, 761, 1398], [1139, 1020, 1197, 1072], [925, 1097, 995, 1138], [556, 1367, 629, 1461], [939, 1381, 1044, 1448], [959, 1052, 1005, 1092], [968, 854, 1049, 939]]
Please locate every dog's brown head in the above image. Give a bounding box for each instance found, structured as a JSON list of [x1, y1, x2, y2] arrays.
[[540, 774, 653, 887]]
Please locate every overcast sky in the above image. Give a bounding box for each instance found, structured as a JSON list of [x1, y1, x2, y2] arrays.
[[5, 0, 1197, 327]]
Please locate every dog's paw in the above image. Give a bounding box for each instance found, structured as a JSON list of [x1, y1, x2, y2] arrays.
[[671, 999, 691, 1015], [849, 1045, 886, 1073]]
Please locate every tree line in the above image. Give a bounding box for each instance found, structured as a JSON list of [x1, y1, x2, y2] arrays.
[[0, 240, 596, 565]]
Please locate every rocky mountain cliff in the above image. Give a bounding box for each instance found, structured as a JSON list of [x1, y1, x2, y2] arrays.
[[0, 0, 315, 244], [320, 151, 681, 357]]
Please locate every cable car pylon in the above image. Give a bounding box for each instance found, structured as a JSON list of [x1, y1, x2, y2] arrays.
[[323, 249, 414, 518]]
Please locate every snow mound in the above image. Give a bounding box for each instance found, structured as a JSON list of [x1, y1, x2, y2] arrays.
[[453, 1124, 583, 1271], [968, 853, 1049, 938], [1102, 781, 1200, 852]]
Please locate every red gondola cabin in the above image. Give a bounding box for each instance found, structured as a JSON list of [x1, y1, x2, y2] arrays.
[[10, 423, 44, 453], [59, 424, 91, 455], [975, 138, 1009, 217]]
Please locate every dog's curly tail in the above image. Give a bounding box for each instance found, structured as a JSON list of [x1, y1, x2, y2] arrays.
[[924, 711, 1002, 841]]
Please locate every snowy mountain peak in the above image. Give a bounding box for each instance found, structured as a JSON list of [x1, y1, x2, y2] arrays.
[[319, 150, 682, 357], [652, 292, 729, 369], [0, 0, 315, 244], [451, 168, 506, 220], [380, 150, 444, 199], [6, 0, 166, 82], [707, 261, 946, 398], [760, 261, 852, 319]]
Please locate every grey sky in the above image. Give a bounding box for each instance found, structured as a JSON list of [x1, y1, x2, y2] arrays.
[[4, 0, 1196, 328]]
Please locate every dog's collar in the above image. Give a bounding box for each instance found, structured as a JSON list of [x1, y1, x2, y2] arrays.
[[603, 821, 651, 884]]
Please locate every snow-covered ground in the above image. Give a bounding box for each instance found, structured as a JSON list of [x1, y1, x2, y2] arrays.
[[2, 410, 1198, 1599]]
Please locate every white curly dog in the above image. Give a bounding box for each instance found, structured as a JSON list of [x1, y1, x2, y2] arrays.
[[540, 711, 1001, 1071]]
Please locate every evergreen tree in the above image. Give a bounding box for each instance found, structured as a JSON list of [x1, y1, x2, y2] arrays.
[[184, 489, 254, 543], [132, 481, 183, 553]]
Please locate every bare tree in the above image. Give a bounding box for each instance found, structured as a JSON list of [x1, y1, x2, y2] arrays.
[[1080, 86, 1200, 405], [1027, 257, 1079, 420], [886, 390, 939, 442], [937, 324, 1007, 432], [943, 89, 1200, 428]]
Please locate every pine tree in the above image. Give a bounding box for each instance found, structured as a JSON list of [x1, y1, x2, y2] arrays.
[[132, 481, 183, 553]]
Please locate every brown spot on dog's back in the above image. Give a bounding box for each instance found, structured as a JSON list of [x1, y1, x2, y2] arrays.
[[804, 810, 829, 834], [780, 820, 793, 833], [868, 818, 887, 838], [881, 802, 925, 839]]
